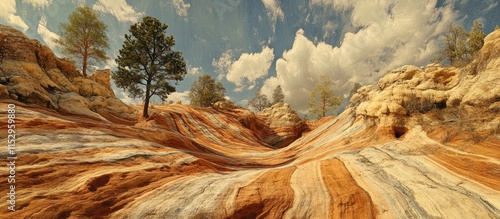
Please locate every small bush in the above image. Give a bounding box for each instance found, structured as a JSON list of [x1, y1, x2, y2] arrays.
[[0, 36, 5, 63], [35, 46, 57, 69], [56, 58, 80, 78], [401, 94, 437, 116]]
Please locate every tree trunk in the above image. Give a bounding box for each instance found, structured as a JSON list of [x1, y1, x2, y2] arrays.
[[82, 55, 87, 77], [322, 99, 326, 118], [143, 82, 151, 118]]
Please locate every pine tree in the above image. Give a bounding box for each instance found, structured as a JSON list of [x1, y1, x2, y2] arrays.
[[189, 74, 226, 107], [113, 16, 187, 118], [445, 23, 469, 66], [348, 82, 362, 99], [468, 20, 486, 57], [56, 6, 109, 77], [249, 87, 271, 111], [435, 21, 487, 67], [272, 85, 285, 104], [308, 74, 342, 118]]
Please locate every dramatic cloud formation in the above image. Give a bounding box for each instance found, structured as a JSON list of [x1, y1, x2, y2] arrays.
[[263, 0, 456, 114], [0, 0, 29, 32], [37, 16, 59, 50], [212, 49, 234, 80], [227, 46, 274, 91], [24, 0, 52, 8], [262, 0, 284, 32], [172, 0, 190, 17], [322, 21, 338, 39], [93, 0, 144, 23]]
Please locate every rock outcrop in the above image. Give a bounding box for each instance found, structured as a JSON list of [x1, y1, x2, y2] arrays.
[[257, 102, 308, 148], [0, 24, 136, 124], [350, 30, 499, 139], [211, 101, 309, 148], [0, 27, 499, 219]]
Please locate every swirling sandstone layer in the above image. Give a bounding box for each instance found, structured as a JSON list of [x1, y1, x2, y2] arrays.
[[0, 28, 499, 218]]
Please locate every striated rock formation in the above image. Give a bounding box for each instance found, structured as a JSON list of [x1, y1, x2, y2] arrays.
[[211, 101, 309, 148], [0, 26, 499, 219], [0, 24, 136, 124], [257, 102, 308, 148]]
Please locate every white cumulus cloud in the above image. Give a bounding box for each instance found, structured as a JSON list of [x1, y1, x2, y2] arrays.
[[0, 0, 29, 32], [37, 16, 60, 50], [262, 0, 284, 33], [118, 91, 140, 105], [212, 49, 235, 80], [24, 0, 52, 8], [93, 0, 144, 23], [72, 0, 86, 6], [172, 0, 190, 17], [227, 46, 274, 92], [166, 91, 190, 105], [264, 0, 456, 114], [188, 65, 203, 75]]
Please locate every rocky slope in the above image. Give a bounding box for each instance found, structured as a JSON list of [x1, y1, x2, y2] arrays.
[[0, 26, 499, 219], [0, 24, 136, 125]]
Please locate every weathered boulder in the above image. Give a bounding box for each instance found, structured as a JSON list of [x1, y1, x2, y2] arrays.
[[0, 24, 40, 63], [72, 77, 114, 97], [45, 68, 78, 93], [55, 92, 107, 121]]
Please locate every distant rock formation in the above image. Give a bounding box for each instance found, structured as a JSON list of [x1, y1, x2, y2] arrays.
[[0, 24, 136, 124], [257, 102, 308, 148], [212, 100, 308, 148]]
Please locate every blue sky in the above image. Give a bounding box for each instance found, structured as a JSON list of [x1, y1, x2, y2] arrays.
[[1, 0, 499, 115]]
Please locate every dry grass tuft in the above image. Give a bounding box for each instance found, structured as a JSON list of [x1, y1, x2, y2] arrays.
[[36, 46, 56, 69], [401, 94, 437, 116], [56, 58, 80, 78], [433, 69, 456, 84]]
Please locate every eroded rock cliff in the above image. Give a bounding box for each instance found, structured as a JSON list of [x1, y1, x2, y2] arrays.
[[0, 24, 136, 124]]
